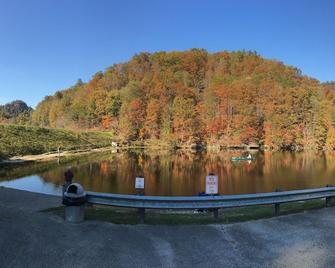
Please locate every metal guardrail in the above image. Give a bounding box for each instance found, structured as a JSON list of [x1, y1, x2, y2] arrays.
[[85, 186, 335, 221]]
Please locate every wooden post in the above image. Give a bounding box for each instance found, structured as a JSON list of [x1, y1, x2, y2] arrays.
[[57, 147, 61, 164], [213, 208, 219, 219], [138, 208, 145, 224]]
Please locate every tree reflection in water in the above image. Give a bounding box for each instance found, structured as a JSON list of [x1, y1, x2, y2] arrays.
[[1, 150, 335, 196]]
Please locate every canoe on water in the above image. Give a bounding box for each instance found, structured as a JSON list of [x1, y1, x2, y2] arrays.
[[231, 156, 255, 161]]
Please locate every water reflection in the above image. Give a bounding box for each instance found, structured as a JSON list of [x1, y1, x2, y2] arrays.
[[0, 175, 62, 196], [1, 150, 335, 196]]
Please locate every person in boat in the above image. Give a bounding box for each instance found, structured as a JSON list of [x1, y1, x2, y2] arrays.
[[247, 153, 251, 158]]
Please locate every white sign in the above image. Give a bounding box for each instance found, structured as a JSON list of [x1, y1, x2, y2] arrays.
[[135, 177, 145, 189], [205, 175, 218, 194]]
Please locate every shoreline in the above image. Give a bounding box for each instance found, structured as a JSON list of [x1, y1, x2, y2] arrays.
[[1, 144, 332, 166], [0, 145, 251, 165], [0, 146, 117, 165]]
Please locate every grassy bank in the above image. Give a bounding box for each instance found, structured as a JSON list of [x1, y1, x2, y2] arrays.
[[45, 198, 335, 225], [0, 124, 114, 158]]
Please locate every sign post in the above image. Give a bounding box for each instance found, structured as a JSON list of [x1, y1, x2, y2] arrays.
[[205, 173, 219, 219], [135, 176, 145, 223]]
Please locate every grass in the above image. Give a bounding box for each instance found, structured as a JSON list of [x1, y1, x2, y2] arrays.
[[0, 124, 114, 158], [44, 198, 335, 225]]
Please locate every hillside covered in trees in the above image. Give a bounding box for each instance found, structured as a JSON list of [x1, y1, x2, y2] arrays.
[[32, 49, 335, 150], [0, 100, 32, 125]]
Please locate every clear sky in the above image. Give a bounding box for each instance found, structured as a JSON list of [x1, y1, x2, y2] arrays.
[[0, 0, 334, 107]]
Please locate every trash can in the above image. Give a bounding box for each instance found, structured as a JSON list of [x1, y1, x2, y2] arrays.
[[62, 183, 86, 223]]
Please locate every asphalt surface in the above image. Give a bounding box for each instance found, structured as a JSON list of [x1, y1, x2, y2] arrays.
[[1, 186, 335, 267]]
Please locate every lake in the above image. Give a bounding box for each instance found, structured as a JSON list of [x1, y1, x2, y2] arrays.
[[1, 150, 335, 196]]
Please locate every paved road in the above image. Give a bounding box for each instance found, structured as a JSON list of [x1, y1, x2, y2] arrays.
[[0, 187, 335, 268]]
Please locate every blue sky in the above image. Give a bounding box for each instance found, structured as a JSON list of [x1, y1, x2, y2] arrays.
[[0, 0, 334, 107]]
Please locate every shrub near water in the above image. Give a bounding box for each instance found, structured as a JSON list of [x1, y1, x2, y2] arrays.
[[0, 124, 114, 157]]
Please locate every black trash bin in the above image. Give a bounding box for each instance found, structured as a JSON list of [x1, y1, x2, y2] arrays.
[[63, 183, 86, 223]]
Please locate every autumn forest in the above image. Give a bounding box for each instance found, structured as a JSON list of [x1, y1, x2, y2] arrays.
[[2, 49, 335, 150]]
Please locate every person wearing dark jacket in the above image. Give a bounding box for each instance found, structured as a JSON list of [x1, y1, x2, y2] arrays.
[[63, 167, 74, 198], [64, 167, 74, 183]]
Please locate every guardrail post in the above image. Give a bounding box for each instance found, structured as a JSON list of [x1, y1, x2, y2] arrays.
[[326, 197, 331, 207], [274, 203, 280, 215], [326, 185, 333, 207], [138, 208, 145, 223], [213, 208, 219, 219], [274, 188, 282, 215]]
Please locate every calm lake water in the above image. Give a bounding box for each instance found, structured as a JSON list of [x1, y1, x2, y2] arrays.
[[1, 150, 335, 196]]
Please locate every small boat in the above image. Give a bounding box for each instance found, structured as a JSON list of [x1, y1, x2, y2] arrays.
[[231, 156, 255, 161]]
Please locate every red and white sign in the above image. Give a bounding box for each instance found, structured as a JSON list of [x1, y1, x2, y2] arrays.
[[205, 175, 218, 194]]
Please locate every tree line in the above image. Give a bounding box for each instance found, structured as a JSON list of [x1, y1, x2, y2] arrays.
[[6, 49, 335, 150]]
